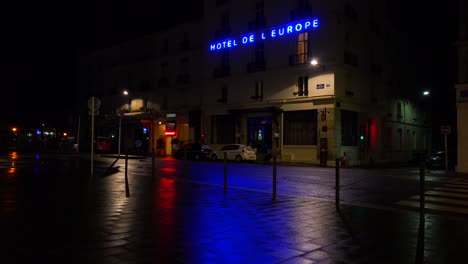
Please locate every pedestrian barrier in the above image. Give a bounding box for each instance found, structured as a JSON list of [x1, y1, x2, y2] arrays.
[[223, 152, 227, 193], [335, 157, 341, 211], [125, 154, 130, 197]]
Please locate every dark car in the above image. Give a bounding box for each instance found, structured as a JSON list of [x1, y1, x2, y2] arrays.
[[174, 143, 212, 160], [426, 151, 446, 169]]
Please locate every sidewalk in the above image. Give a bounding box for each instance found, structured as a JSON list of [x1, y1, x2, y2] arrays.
[[3, 157, 468, 263], [78, 168, 468, 263]]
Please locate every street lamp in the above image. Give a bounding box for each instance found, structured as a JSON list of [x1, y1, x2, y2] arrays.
[[423, 90, 430, 96], [310, 58, 318, 66], [118, 90, 129, 157]]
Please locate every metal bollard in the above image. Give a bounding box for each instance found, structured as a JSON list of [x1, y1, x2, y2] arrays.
[[335, 158, 340, 211], [273, 154, 277, 201], [125, 154, 130, 197], [184, 147, 188, 177], [152, 147, 155, 179], [416, 161, 426, 263], [420, 161, 425, 218], [224, 152, 227, 193]]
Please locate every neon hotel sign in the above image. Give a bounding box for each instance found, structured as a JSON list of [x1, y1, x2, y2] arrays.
[[209, 18, 319, 51]]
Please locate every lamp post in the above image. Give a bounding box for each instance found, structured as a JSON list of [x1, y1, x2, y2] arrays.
[[118, 90, 129, 157]]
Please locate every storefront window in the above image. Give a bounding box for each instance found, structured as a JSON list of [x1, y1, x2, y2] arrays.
[[283, 110, 317, 145]]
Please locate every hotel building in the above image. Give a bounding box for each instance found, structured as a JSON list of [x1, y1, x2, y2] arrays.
[[78, 0, 431, 165]]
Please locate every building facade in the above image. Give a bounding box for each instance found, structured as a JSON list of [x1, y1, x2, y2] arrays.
[[456, 0, 468, 174], [78, 0, 431, 164]]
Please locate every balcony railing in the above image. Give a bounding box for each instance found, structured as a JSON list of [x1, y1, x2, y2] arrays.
[[289, 53, 309, 66], [213, 67, 230, 79], [290, 7, 312, 21], [176, 73, 191, 85], [247, 61, 266, 73], [248, 17, 266, 31], [157, 77, 170, 88]]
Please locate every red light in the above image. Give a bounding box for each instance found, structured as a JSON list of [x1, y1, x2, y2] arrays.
[[165, 131, 176, 136]]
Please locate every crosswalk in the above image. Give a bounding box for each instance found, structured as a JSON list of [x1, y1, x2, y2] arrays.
[[398, 180, 468, 215]]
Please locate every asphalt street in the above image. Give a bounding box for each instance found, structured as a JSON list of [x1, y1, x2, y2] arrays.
[[2, 152, 468, 263]]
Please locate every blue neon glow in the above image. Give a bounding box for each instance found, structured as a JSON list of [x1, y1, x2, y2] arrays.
[[143, 128, 148, 133], [36, 129, 41, 135], [209, 18, 319, 52]]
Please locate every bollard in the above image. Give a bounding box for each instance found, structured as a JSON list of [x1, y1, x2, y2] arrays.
[[152, 147, 155, 179], [335, 158, 340, 211], [420, 161, 425, 219], [125, 154, 130, 197], [415, 161, 426, 263], [224, 152, 227, 193], [273, 154, 277, 201], [184, 147, 188, 177]]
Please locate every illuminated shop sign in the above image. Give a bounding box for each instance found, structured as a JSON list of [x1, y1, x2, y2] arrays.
[[209, 18, 319, 52]]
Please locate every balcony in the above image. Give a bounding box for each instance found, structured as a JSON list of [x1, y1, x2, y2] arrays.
[[213, 67, 230, 79], [157, 77, 170, 88], [214, 28, 232, 40], [178, 40, 190, 51], [290, 6, 312, 21], [176, 73, 191, 85], [248, 17, 266, 31], [247, 61, 266, 73], [289, 53, 309, 66]]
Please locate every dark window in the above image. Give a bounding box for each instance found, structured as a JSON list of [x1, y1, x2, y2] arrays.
[[296, 76, 309, 96], [344, 50, 358, 67], [284, 110, 317, 145], [216, 0, 229, 7], [217, 85, 228, 103], [256, 1, 264, 19], [221, 12, 230, 31], [251, 80, 263, 101], [344, 3, 358, 22], [341, 110, 358, 146], [214, 115, 235, 144], [161, 38, 169, 56], [255, 42, 265, 64]]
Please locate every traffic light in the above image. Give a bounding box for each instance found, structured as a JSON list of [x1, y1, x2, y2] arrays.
[[360, 135, 365, 141]]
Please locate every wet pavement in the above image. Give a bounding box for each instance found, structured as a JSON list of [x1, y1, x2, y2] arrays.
[[1, 154, 468, 263]]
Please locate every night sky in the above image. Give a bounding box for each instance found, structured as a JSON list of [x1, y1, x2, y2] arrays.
[[1, 0, 202, 126], [0, 0, 457, 134]]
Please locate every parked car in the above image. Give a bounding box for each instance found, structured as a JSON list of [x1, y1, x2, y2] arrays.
[[174, 143, 213, 160], [96, 136, 111, 152], [426, 151, 446, 169], [211, 144, 256, 162]]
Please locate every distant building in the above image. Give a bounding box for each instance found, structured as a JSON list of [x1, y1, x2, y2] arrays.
[[456, 0, 468, 174], [78, 0, 431, 164]]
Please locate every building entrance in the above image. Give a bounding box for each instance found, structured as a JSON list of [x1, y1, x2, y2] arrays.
[[248, 117, 272, 154]]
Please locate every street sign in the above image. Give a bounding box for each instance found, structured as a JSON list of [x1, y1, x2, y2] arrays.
[[88, 97, 101, 115], [440, 126, 451, 135]]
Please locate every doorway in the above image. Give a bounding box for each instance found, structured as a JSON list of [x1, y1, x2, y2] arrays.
[[248, 117, 272, 154]]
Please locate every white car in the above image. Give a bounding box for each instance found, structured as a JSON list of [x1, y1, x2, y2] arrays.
[[211, 144, 257, 162]]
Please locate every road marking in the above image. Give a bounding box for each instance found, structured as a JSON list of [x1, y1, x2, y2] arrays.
[[435, 187, 468, 193], [398, 200, 468, 214], [425, 191, 468, 199], [407, 195, 468, 206]]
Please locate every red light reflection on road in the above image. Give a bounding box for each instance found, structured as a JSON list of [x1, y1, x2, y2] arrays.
[[10, 152, 18, 160], [160, 168, 176, 174], [154, 177, 177, 257]]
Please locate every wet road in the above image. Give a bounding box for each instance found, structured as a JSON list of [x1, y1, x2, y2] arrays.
[[1, 152, 468, 263]]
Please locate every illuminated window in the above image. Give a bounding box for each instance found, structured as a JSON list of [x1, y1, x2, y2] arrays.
[[297, 32, 308, 64]]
